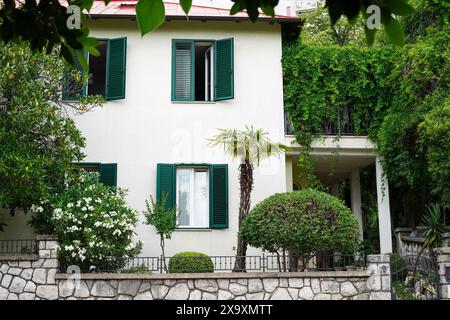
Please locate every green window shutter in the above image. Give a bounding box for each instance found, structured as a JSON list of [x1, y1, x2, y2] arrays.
[[99, 163, 117, 187], [214, 38, 234, 101], [156, 163, 176, 211], [106, 37, 127, 100], [63, 50, 87, 101], [172, 40, 195, 101], [209, 164, 228, 229]]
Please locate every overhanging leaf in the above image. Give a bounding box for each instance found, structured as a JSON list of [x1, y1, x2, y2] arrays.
[[179, 0, 192, 16], [385, 18, 405, 46], [136, 0, 165, 36]]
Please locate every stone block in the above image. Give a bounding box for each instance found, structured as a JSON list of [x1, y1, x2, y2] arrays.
[[341, 282, 358, 297], [91, 281, 116, 297], [21, 269, 33, 280], [262, 278, 278, 293], [229, 283, 247, 296], [118, 280, 141, 296], [248, 279, 263, 293], [36, 285, 58, 300], [24, 281, 36, 293], [246, 292, 264, 300], [218, 290, 233, 300], [1, 274, 12, 288], [189, 290, 202, 300], [151, 284, 169, 299], [7, 268, 22, 276], [194, 279, 218, 293], [32, 268, 47, 284], [288, 278, 303, 288], [9, 277, 26, 293], [165, 283, 189, 300], [298, 287, 314, 300]]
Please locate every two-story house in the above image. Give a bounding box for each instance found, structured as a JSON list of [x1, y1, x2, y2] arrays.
[[0, 1, 393, 257]]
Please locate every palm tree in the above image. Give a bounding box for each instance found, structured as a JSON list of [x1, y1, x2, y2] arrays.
[[411, 203, 449, 290], [209, 126, 286, 272]]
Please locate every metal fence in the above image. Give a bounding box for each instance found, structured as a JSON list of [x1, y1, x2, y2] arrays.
[[284, 108, 367, 136], [58, 253, 366, 274], [390, 250, 440, 300], [0, 239, 38, 254]]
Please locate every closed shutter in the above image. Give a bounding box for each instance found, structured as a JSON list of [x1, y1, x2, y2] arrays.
[[106, 37, 127, 100], [62, 50, 87, 101], [214, 38, 234, 101], [99, 163, 117, 187], [172, 40, 194, 101], [209, 164, 228, 229], [156, 163, 176, 211]]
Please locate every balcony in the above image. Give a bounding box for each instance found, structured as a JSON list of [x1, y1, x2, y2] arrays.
[[284, 106, 367, 136]]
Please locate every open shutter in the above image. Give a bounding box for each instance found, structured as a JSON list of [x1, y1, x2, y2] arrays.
[[156, 163, 176, 211], [209, 164, 228, 229], [99, 163, 117, 187], [62, 50, 87, 101], [172, 40, 195, 101], [106, 37, 127, 100], [214, 38, 234, 101]]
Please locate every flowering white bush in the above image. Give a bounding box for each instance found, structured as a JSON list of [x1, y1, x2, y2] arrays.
[[30, 172, 142, 268]]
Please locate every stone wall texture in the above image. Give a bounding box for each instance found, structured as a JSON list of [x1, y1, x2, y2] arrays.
[[1, 236, 392, 300]]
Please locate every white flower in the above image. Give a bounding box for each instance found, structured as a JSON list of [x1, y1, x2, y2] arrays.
[[67, 203, 73, 208]]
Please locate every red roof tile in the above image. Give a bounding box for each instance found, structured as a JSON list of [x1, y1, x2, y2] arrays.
[[85, 1, 299, 22]]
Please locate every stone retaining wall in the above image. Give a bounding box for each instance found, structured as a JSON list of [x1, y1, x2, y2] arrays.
[[1, 236, 392, 300]]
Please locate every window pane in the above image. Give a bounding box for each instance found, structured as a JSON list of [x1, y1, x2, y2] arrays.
[[177, 168, 191, 227], [193, 169, 209, 227]]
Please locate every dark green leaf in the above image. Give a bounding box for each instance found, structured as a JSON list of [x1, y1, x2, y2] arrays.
[[179, 0, 192, 16], [136, 0, 165, 36], [385, 18, 405, 46]]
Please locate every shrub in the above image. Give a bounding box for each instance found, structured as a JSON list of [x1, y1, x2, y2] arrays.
[[240, 189, 360, 267], [29, 171, 142, 270], [168, 252, 214, 273]]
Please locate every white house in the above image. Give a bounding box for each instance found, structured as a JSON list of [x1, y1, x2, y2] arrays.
[[0, 1, 393, 256]]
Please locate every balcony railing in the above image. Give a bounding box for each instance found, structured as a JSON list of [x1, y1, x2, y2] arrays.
[[0, 239, 38, 255], [284, 106, 367, 136]]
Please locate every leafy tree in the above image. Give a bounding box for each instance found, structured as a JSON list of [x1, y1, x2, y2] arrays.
[[144, 193, 177, 272], [0, 42, 102, 230], [209, 126, 285, 272], [300, 0, 366, 47], [0, 0, 415, 65], [240, 189, 360, 271]]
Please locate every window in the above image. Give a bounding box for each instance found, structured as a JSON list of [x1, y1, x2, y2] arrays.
[[73, 162, 117, 187], [63, 37, 127, 101], [156, 163, 228, 229], [176, 167, 209, 228], [172, 38, 234, 102]]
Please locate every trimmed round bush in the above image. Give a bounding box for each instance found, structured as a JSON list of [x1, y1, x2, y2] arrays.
[[168, 251, 214, 273], [240, 189, 360, 261]]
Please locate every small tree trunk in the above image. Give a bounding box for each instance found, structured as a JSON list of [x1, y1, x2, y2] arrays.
[[233, 160, 254, 272], [160, 235, 168, 272]]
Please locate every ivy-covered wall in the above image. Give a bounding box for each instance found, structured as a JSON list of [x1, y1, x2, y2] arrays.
[[283, 0, 449, 227]]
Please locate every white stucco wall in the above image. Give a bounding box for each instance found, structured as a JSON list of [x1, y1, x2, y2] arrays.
[[71, 19, 287, 257]]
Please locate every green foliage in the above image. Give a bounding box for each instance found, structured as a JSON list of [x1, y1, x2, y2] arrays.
[[0, 43, 102, 221], [421, 203, 449, 247], [240, 189, 360, 262], [0, 0, 414, 66], [168, 252, 214, 273], [300, 0, 366, 47], [29, 171, 142, 268], [208, 126, 285, 165], [419, 98, 450, 208], [283, 3, 450, 211], [393, 281, 417, 300], [144, 193, 177, 240]]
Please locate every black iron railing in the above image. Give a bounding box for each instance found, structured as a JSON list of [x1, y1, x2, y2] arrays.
[[0, 239, 38, 254], [284, 107, 367, 136], [58, 253, 366, 274]]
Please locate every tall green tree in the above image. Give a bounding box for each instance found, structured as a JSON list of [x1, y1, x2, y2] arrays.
[[209, 126, 285, 272], [0, 42, 102, 229]]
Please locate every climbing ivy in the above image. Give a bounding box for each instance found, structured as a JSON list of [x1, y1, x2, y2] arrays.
[[283, 0, 450, 218]]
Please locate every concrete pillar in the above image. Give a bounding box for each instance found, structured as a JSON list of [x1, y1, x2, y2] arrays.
[[435, 247, 450, 300], [286, 156, 293, 192], [351, 169, 364, 240], [375, 156, 393, 254]]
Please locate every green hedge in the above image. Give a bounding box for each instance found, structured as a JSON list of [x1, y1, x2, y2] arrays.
[[168, 252, 214, 273]]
